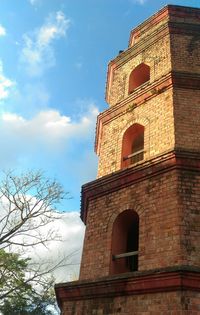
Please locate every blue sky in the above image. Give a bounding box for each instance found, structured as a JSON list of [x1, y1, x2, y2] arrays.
[[0, 0, 199, 212]]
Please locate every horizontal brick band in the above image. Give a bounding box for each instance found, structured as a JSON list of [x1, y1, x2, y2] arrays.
[[97, 72, 200, 154], [55, 266, 200, 307], [81, 150, 200, 223]]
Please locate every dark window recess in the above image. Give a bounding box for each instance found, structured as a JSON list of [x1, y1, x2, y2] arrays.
[[110, 210, 139, 275], [126, 221, 139, 271]]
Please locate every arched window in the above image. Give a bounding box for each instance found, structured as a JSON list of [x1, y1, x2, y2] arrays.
[[128, 63, 150, 94], [110, 210, 139, 275], [121, 124, 144, 169]]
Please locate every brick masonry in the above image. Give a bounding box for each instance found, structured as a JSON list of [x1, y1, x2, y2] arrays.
[[55, 5, 200, 314], [80, 152, 200, 279]]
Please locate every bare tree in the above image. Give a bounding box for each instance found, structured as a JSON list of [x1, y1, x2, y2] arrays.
[[0, 170, 66, 251], [0, 170, 75, 307]]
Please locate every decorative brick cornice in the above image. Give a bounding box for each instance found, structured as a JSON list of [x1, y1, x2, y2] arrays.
[[105, 70, 200, 124], [106, 22, 169, 105], [172, 71, 200, 89], [128, 5, 169, 47], [168, 5, 200, 21], [168, 21, 200, 35], [97, 72, 173, 155], [97, 71, 200, 155], [129, 5, 200, 47], [81, 150, 200, 223], [106, 4, 200, 105], [55, 266, 200, 308]]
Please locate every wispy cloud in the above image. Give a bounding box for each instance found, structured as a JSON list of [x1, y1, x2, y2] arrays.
[[129, 0, 147, 4], [0, 60, 15, 101], [1, 105, 98, 143], [29, 0, 41, 5], [75, 62, 83, 70], [0, 105, 98, 168], [10, 83, 50, 116], [0, 25, 6, 36], [21, 11, 71, 76]]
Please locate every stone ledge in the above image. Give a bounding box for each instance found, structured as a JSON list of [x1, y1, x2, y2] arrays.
[[81, 149, 200, 223], [128, 5, 200, 48], [98, 71, 200, 155], [55, 266, 200, 308]]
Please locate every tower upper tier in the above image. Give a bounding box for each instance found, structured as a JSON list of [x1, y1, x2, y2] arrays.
[[105, 5, 200, 107], [95, 5, 200, 178]]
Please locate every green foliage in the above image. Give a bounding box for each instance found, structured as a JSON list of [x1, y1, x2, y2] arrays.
[[0, 249, 31, 300], [0, 249, 58, 315]]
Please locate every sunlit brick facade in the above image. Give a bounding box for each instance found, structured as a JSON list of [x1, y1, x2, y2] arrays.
[[56, 5, 200, 314]]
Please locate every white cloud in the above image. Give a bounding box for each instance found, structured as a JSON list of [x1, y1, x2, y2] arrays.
[[1, 105, 98, 142], [21, 11, 71, 76], [31, 212, 85, 282], [0, 60, 15, 101], [0, 105, 99, 168], [3, 112, 25, 122], [0, 201, 85, 282], [0, 99, 98, 213], [0, 25, 6, 37]]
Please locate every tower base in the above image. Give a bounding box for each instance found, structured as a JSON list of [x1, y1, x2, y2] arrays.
[[55, 266, 200, 314]]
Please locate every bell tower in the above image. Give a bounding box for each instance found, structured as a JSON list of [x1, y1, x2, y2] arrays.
[[56, 5, 200, 314]]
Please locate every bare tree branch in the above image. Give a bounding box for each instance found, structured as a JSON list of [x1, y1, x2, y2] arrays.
[[0, 170, 76, 305], [0, 170, 67, 250]]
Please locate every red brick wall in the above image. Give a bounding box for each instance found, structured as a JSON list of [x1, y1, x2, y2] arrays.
[[97, 88, 175, 178], [174, 89, 200, 152], [56, 5, 200, 315], [61, 290, 200, 315], [97, 7, 200, 179], [171, 34, 200, 74], [97, 15, 174, 178], [80, 166, 200, 280]]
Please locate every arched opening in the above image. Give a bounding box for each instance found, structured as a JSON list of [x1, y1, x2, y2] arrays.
[[110, 210, 139, 275], [121, 124, 144, 169], [128, 63, 150, 94]]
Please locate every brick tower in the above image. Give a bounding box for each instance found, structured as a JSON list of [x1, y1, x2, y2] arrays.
[[56, 5, 200, 314]]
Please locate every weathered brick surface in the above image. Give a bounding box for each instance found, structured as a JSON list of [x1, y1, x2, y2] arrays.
[[80, 167, 200, 280], [97, 6, 200, 179], [97, 89, 174, 178], [174, 89, 200, 152], [97, 24, 174, 178], [61, 291, 200, 315], [171, 34, 200, 74], [107, 34, 171, 107], [57, 5, 200, 314]]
